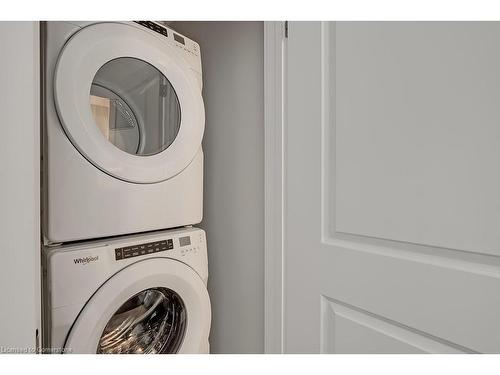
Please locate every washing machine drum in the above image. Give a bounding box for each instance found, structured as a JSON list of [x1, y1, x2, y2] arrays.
[[54, 22, 205, 184], [64, 258, 211, 354]]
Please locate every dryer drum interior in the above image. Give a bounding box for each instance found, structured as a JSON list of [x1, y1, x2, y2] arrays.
[[89, 57, 182, 157]]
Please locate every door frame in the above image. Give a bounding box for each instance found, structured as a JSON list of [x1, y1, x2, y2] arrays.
[[264, 21, 286, 354]]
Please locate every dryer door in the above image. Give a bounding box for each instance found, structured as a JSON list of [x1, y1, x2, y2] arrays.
[[54, 22, 204, 184], [64, 258, 211, 354]]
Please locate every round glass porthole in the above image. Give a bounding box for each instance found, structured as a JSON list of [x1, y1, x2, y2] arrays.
[[97, 288, 187, 354], [89, 57, 181, 156]]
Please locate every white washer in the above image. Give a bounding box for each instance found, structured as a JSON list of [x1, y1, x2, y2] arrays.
[[42, 21, 205, 244], [43, 227, 211, 354]]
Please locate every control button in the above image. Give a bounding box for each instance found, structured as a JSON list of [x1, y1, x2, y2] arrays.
[[115, 248, 123, 260]]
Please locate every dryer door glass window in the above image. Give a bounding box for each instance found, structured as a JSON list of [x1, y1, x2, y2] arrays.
[[90, 57, 181, 156], [97, 287, 186, 354]]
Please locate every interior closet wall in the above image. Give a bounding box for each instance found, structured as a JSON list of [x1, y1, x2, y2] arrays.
[[0, 22, 40, 351], [171, 22, 265, 353]]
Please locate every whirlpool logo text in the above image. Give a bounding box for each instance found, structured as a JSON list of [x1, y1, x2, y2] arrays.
[[73, 255, 99, 265]]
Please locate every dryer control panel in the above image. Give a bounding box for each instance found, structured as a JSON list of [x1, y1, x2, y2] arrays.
[[134, 21, 200, 58], [134, 21, 169, 37], [131, 21, 203, 88]]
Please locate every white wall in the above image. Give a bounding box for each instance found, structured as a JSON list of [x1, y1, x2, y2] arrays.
[[0, 22, 40, 352], [172, 22, 265, 353]]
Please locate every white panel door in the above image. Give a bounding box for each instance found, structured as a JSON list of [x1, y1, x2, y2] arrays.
[[283, 21, 500, 353]]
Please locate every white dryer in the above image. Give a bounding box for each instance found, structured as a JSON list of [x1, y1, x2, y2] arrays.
[[43, 227, 211, 354], [42, 21, 205, 244]]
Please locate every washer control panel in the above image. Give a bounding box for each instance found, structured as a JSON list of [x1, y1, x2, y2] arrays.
[[115, 239, 173, 261]]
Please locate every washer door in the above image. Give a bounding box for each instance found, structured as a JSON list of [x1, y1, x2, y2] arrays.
[[64, 258, 211, 354], [54, 22, 204, 184]]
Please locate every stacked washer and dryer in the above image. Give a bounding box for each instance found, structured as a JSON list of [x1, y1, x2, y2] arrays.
[[41, 21, 211, 354]]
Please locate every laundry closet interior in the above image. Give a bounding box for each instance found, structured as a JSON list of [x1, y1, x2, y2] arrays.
[[5, 17, 500, 358], [1, 21, 264, 354]]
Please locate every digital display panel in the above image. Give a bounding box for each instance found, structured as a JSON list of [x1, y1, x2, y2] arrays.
[[179, 236, 191, 247], [173, 33, 185, 45]]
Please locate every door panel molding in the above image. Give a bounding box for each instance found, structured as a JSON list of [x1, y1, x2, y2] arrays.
[[321, 296, 474, 354], [319, 241, 500, 353], [332, 22, 500, 257], [323, 235, 500, 280], [320, 21, 500, 273]]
